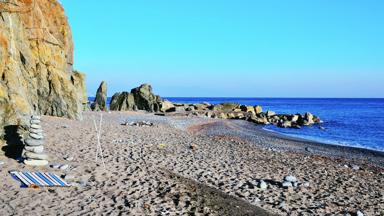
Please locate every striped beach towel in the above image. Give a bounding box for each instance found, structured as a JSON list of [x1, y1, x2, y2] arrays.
[[10, 171, 70, 188]]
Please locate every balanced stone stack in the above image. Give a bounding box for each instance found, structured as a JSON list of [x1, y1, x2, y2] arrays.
[[23, 116, 49, 166]]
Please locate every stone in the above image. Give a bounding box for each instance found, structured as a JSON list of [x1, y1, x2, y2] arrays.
[[284, 175, 298, 182], [24, 145, 44, 154], [30, 124, 42, 129], [110, 92, 136, 111], [254, 105, 263, 114], [0, 161, 4, 165], [266, 111, 276, 117], [59, 164, 70, 170], [64, 156, 74, 161], [50, 164, 61, 169], [282, 181, 293, 188], [24, 152, 49, 160], [213, 103, 240, 112], [91, 81, 108, 111], [0, 1, 86, 137], [29, 133, 44, 140], [25, 138, 44, 146], [356, 211, 364, 216], [29, 128, 43, 134], [302, 182, 310, 187], [240, 105, 255, 113], [159, 100, 175, 112], [31, 116, 41, 120], [352, 165, 360, 171], [24, 159, 49, 166], [194, 103, 210, 111], [30, 119, 41, 124], [258, 180, 268, 190]]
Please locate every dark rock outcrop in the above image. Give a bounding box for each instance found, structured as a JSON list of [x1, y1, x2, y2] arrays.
[[0, 0, 86, 137], [91, 81, 107, 111], [110, 84, 163, 112]]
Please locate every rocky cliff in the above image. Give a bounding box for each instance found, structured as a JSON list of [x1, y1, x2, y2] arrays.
[[0, 0, 86, 137]]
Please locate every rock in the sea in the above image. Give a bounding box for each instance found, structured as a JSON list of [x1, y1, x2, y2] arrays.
[[91, 81, 108, 111], [213, 103, 240, 112], [24, 152, 49, 160], [254, 105, 263, 114], [24, 159, 49, 166], [266, 111, 276, 117], [0, 0, 86, 137], [25, 138, 44, 146], [240, 105, 255, 113], [284, 175, 298, 182]]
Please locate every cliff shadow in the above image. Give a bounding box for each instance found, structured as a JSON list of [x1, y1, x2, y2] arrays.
[[2, 125, 24, 160]]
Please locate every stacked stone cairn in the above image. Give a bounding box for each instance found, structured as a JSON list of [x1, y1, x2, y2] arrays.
[[23, 116, 49, 166]]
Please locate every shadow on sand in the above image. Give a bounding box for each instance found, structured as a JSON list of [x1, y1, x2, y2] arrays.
[[1, 125, 24, 160]]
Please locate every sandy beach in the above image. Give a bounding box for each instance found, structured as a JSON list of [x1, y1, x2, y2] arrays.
[[0, 111, 383, 215]]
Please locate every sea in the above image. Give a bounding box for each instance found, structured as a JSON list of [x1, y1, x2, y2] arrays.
[[97, 97, 384, 152]]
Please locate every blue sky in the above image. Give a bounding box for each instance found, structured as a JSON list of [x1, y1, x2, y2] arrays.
[[61, 0, 383, 97]]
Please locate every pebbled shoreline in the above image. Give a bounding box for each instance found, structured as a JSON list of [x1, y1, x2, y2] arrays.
[[0, 111, 383, 215]]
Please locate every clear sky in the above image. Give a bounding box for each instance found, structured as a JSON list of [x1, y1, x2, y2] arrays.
[[60, 0, 384, 97]]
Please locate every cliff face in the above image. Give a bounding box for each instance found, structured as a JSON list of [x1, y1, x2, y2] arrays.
[[0, 0, 86, 136]]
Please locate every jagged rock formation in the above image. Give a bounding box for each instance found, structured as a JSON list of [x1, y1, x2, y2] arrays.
[[0, 0, 86, 137], [110, 84, 164, 112], [91, 81, 107, 111]]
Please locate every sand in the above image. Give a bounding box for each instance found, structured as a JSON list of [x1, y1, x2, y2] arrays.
[[0, 111, 383, 215]]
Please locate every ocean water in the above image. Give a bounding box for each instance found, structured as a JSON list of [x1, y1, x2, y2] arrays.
[[165, 98, 384, 152], [92, 97, 384, 152]]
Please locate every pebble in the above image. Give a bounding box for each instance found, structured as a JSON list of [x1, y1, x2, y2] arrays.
[[24, 145, 44, 154], [356, 211, 364, 216], [278, 201, 286, 209], [30, 124, 42, 129], [29, 128, 43, 134], [258, 180, 268, 190], [29, 133, 44, 140], [63, 175, 75, 181], [30, 119, 41, 124], [50, 164, 61, 169], [0, 161, 4, 165], [31, 115, 41, 120], [24, 159, 49, 166], [302, 182, 310, 187], [352, 165, 360, 171], [64, 156, 74, 161], [284, 175, 298, 182], [282, 181, 293, 188], [24, 152, 49, 160], [59, 164, 70, 170], [25, 138, 45, 146]]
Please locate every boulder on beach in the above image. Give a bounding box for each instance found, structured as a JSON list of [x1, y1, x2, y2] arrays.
[[254, 105, 263, 114], [91, 81, 108, 111], [0, 0, 86, 137], [160, 100, 176, 112], [240, 105, 255, 113], [110, 84, 163, 112]]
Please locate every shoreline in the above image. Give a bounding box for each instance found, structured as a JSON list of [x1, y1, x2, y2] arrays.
[[192, 118, 384, 168]]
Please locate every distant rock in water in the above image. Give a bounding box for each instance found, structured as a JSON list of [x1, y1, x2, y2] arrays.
[[0, 0, 86, 137], [110, 84, 164, 112], [91, 81, 108, 111]]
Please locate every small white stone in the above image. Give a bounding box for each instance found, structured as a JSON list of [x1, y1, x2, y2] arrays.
[[282, 181, 292, 188], [29, 133, 44, 140], [0, 161, 4, 165], [25, 138, 44, 146], [30, 124, 42, 129], [258, 180, 268, 190], [356, 211, 364, 216], [50, 164, 61, 169], [59, 164, 70, 170], [64, 156, 74, 161], [24, 152, 49, 160], [31, 115, 41, 120], [29, 128, 43, 134], [24, 159, 48, 166], [30, 119, 41, 124], [284, 175, 297, 182], [24, 145, 44, 154]]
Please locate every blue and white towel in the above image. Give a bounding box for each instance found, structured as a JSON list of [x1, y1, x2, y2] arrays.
[[10, 171, 70, 188]]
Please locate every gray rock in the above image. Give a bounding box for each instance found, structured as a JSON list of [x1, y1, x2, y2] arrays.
[[24, 152, 49, 160], [282, 181, 293, 188], [258, 180, 268, 190], [30, 119, 41, 124], [31, 115, 41, 120], [29, 133, 44, 140], [302, 182, 310, 187], [0, 161, 4, 165], [24, 145, 44, 154], [91, 81, 108, 111], [29, 128, 43, 134], [30, 124, 42, 129], [284, 175, 298, 182], [266, 110, 276, 117], [356, 211, 364, 216], [59, 164, 70, 170], [352, 165, 360, 171], [64, 156, 74, 161], [25, 138, 44, 146]]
